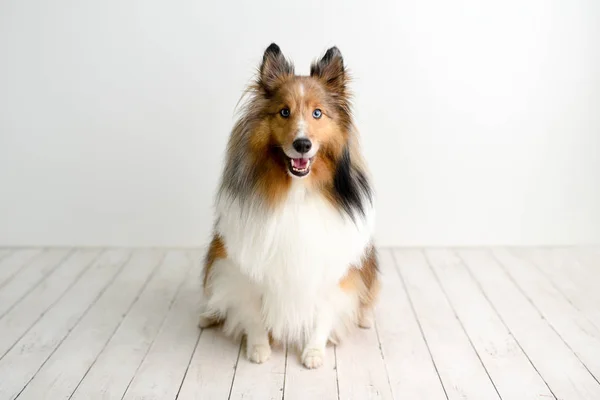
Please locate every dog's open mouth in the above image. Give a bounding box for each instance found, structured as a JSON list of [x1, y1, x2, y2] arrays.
[[287, 157, 313, 177]]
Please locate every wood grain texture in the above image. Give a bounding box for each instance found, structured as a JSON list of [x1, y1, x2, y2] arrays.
[[229, 342, 286, 400], [517, 247, 600, 328], [0, 248, 41, 288], [375, 249, 447, 399], [394, 249, 500, 400], [1, 247, 598, 399], [335, 317, 393, 399], [0, 249, 131, 400], [492, 247, 600, 382], [284, 346, 337, 400], [176, 329, 241, 400], [17, 250, 163, 400], [425, 249, 553, 399], [69, 250, 189, 400], [0, 249, 101, 357], [0, 249, 71, 317], [460, 249, 600, 400], [122, 251, 203, 400]]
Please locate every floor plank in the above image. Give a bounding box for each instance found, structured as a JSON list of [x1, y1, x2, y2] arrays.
[[16, 250, 163, 400], [335, 317, 394, 399], [0, 249, 101, 357], [375, 249, 447, 399], [177, 329, 241, 400], [0, 249, 131, 400], [459, 249, 600, 400], [68, 250, 190, 399], [425, 249, 553, 399], [0, 249, 41, 288], [229, 342, 286, 400], [121, 252, 203, 400], [519, 248, 600, 327], [1, 247, 598, 399], [492, 248, 600, 382], [284, 346, 338, 400], [0, 249, 71, 317], [394, 249, 500, 400]]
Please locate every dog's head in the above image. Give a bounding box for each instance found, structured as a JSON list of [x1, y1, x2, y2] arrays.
[[254, 43, 352, 179], [222, 44, 371, 216]]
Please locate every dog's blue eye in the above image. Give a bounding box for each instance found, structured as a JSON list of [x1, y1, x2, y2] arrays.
[[312, 109, 322, 119], [280, 108, 290, 118]]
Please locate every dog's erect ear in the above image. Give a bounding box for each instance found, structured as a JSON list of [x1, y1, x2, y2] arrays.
[[259, 43, 294, 93], [310, 46, 347, 93]]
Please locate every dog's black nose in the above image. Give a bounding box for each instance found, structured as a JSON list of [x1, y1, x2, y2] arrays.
[[293, 138, 312, 154]]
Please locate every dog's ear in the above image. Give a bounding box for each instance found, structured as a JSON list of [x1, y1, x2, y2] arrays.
[[259, 43, 294, 94], [310, 46, 347, 94]]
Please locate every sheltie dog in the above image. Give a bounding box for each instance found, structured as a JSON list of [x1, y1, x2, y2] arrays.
[[199, 43, 379, 369]]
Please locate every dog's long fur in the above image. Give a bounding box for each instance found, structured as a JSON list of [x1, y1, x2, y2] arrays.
[[199, 43, 379, 369]]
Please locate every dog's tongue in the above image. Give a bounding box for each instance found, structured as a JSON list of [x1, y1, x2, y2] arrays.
[[292, 158, 309, 169]]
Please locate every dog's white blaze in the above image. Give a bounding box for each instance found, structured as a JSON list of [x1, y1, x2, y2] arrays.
[[204, 180, 375, 345], [295, 83, 307, 139], [295, 118, 308, 138]]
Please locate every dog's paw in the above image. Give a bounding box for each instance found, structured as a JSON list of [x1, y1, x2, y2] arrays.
[[301, 348, 324, 369], [247, 343, 271, 364]]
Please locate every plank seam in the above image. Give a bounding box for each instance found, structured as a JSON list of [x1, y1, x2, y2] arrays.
[[120, 252, 195, 399], [333, 345, 341, 400], [174, 329, 204, 400], [282, 346, 288, 400], [0, 249, 105, 361], [489, 250, 600, 386], [12, 251, 134, 400], [454, 250, 558, 400], [0, 249, 75, 320], [390, 250, 450, 400], [226, 340, 243, 400], [65, 251, 162, 399], [373, 316, 396, 400], [0, 249, 46, 289], [422, 250, 502, 400]]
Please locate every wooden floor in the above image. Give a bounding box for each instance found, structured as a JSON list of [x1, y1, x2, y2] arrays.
[[0, 247, 599, 399]]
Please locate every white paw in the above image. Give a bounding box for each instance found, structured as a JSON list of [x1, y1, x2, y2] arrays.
[[247, 343, 271, 364], [302, 348, 324, 369]]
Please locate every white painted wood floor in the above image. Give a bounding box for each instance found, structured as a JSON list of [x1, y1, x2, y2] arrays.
[[0, 247, 599, 400]]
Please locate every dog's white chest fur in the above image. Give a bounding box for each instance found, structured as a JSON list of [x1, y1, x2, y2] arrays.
[[217, 182, 374, 288], [213, 181, 374, 341]]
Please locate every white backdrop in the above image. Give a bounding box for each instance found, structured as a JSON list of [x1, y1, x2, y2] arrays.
[[1, 0, 599, 247]]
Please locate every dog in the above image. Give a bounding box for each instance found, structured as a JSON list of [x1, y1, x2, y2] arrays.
[[198, 43, 379, 369]]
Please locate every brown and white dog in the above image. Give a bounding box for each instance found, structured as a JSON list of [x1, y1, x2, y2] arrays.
[[199, 43, 379, 369]]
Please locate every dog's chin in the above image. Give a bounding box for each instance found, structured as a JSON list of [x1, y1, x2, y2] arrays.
[[285, 155, 314, 178]]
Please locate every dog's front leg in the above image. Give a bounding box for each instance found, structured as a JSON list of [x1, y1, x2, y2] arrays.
[[245, 316, 271, 364], [301, 307, 333, 369]]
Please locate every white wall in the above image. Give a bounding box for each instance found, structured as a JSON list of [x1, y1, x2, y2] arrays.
[[1, 0, 599, 247]]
